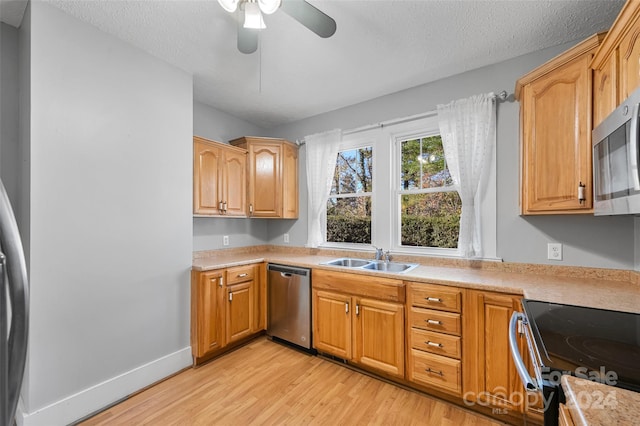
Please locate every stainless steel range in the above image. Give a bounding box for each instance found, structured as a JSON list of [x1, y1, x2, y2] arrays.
[[510, 300, 640, 426]]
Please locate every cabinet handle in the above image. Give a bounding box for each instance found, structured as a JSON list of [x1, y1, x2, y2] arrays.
[[355, 304, 360, 316], [425, 297, 442, 303], [229, 292, 233, 302], [578, 182, 586, 204], [426, 341, 443, 348], [218, 276, 224, 287], [237, 273, 248, 278], [223, 201, 227, 212], [426, 319, 442, 325], [425, 368, 444, 376], [249, 204, 253, 215], [219, 201, 224, 211], [345, 302, 349, 314]]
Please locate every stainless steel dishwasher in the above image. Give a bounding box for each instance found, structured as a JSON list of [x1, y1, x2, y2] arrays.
[[267, 264, 312, 350]]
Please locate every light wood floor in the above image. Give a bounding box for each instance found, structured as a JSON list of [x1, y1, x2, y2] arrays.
[[80, 337, 505, 425]]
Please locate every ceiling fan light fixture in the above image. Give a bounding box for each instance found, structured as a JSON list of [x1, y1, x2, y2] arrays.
[[257, 0, 281, 15], [243, 1, 266, 29], [217, 0, 239, 13]]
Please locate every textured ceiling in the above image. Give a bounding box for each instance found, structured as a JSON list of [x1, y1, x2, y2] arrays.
[[3, 0, 626, 128]]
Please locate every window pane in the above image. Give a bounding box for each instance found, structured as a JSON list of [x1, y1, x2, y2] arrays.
[[327, 196, 372, 244], [331, 147, 373, 194], [400, 136, 452, 189], [400, 192, 461, 248]]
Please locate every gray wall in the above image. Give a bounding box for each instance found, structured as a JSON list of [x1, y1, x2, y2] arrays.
[[268, 41, 635, 269], [1, 23, 20, 210], [20, 3, 193, 423], [192, 101, 269, 250]]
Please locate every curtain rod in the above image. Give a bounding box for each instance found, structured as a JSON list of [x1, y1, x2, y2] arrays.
[[295, 90, 510, 146]]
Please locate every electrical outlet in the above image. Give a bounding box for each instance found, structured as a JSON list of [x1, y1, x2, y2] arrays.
[[284, 233, 290, 243], [223, 235, 229, 246], [547, 243, 562, 261]]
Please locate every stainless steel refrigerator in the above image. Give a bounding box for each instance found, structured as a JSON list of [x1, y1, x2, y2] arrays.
[[0, 181, 29, 426]]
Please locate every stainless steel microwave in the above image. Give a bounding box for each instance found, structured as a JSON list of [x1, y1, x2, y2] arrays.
[[593, 86, 640, 215]]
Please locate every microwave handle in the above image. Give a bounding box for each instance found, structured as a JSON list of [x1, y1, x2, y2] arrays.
[[509, 312, 538, 391], [630, 103, 640, 191]]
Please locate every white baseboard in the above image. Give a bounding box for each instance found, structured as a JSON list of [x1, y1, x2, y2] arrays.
[[16, 346, 192, 426]]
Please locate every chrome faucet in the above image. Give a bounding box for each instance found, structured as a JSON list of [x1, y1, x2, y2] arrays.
[[374, 246, 383, 260], [384, 250, 391, 263]]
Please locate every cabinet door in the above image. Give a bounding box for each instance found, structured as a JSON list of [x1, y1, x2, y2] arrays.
[[282, 143, 299, 219], [593, 52, 618, 128], [222, 149, 247, 217], [473, 292, 523, 412], [226, 281, 254, 344], [248, 143, 281, 217], [193, 141, 222, 215], [354, 298, 405, 378], [312, 290, 352, 359], [193, 270, 225, 358], [619, 26, 640, 101], [521, 53, 593, 213]]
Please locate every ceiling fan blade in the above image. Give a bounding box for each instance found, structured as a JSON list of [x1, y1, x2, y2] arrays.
[[238, 24, 259, 54], [280, 0, 336, 38]]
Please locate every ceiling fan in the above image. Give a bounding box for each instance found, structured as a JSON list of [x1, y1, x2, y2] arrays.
[[217, 0, 337, 54]]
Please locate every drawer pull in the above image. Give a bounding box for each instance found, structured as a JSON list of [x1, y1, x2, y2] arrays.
[[237, 273, 248, 278], [425, 368, 444, 376], [425, 297, 442, 303], [426, 341, 443, 348], [426, 319, 442, 325]]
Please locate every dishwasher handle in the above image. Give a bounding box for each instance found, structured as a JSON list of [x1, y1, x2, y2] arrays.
[[268, 264, 309, 276], [280, 272, 293, 278]]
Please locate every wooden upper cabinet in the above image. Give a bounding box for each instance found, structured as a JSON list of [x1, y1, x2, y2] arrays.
[[516, 33, 604, 215], [592, 1, 640, 127], [229, 136, 299, 219], [193, 136, 247, 217]]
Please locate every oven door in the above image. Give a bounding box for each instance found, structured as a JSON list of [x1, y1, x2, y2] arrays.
[[509, 312, 560, 426]]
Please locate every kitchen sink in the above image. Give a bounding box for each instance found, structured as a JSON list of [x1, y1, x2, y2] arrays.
[[321, 258, 419, 274], [323, 258, 371, 268], [362, 261, 419, 273]]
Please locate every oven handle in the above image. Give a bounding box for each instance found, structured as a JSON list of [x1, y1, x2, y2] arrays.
[[509, 312, 538, 392]]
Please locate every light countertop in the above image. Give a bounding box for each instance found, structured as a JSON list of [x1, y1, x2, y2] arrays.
[[192, 249, 640, 314], [562, 375, 640, 425]]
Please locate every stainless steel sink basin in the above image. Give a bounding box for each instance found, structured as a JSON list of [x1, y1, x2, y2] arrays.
[[321, 258, 419, 274], [363, 261, 419, 273], [323, 258, 372, 268]]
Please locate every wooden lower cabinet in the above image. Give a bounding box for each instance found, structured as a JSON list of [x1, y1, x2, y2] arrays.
[[463, 290, 541, 422], [312, 289, 405, 378], [191, 269, 225, 359], [313, 290, 352, 359], [312, 270, 405, 379], [226, 280, 254, 344], [353, 297, 405, 377], [191, 263, 265, 365]]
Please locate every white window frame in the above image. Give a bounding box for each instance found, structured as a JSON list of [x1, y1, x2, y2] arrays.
[[322, 134, 377, 251], [318, 112, 497, 260], [391, 125, 460, 257]]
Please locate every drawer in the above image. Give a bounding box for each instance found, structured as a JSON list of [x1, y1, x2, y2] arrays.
[[226, 264, 256, 285], [410, 307, 461, 336], [408, 282, 461, 312], [410, 328, 461, 359], [409, 349, 461, 395]]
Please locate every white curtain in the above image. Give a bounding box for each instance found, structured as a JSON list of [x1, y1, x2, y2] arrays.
[[305, 129, 342, 248], [437, 93, 496, 258]]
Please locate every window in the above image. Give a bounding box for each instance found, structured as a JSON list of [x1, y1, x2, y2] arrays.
[[398, 135, 461, 249], [326, 146, 373, 244]]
